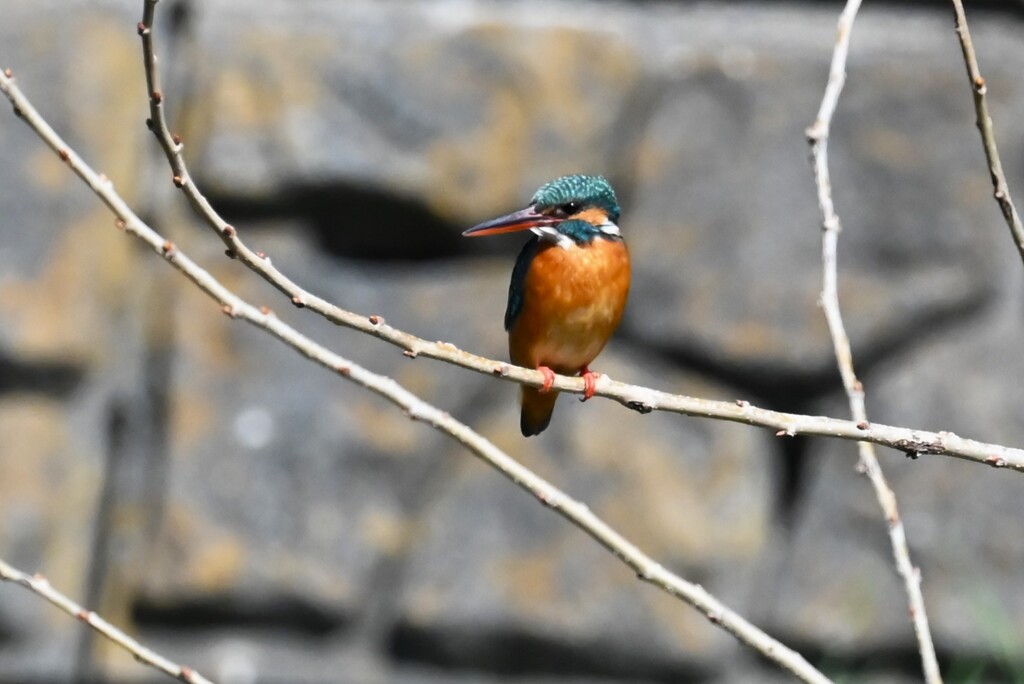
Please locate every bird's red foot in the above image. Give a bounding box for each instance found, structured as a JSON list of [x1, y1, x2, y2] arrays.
[[538, 366, 556, 393], [581, 367, 601, 401]]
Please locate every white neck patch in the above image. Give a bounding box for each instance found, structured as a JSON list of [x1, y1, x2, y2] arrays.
[[599, 221, 620, 236], [531, 226, 575, 249]]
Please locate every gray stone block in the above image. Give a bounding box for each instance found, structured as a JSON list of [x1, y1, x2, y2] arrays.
[[3, 1, 1024, 683]]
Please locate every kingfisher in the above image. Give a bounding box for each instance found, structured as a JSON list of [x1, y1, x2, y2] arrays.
[[463, 175, 631, 436]]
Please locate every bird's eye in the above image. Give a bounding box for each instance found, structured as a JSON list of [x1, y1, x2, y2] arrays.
[[558, 201, 581, 216]]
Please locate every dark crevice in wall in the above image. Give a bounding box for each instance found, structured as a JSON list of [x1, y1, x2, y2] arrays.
[[73, 400, 130, 684], [70, 284, 179, 682], [773, 435, 810, 529], [201, 182, 466, 261], [136, 282, 176, 562], [388, 622, 714, 683], [165, 0, 193, 36], [0, 355, 84, 397], [131, 594, 349, 637]]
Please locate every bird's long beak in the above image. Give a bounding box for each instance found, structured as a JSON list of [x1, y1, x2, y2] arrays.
[[462, 206, 561, 237]]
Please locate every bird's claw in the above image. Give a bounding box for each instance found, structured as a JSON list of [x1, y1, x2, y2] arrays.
[[581, 368, 600, 401], [538, 366, 556, 393]]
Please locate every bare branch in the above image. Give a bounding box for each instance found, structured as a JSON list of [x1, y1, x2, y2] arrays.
[[0, 558, 214, 684], [949, 0, 1024, 263], [0, 67, 833, 684], [806, 2, 943, 683], [127, 8, 1024, 475]]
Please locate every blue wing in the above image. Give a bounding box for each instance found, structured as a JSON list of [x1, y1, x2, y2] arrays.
[[504, 236, 540, 332]]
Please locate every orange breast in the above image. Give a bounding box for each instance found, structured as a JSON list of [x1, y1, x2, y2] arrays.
[[509, 237, 630, 374]]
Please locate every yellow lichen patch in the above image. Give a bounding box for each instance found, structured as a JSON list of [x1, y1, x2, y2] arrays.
[[0, 211, 132, 362], [137, 505, 199, 591], [360, 511, 411, 556], [237, 30, 325, 108], [722, 319, 786, 358], [169, 387, 216, 455], [28, 147, 73, 191], [0, 396, 102, 594], [955, 174, 993, 208], [794, 568, 881, 638], [404, 586, 445, 625], [638, 572, 719, 648], [485, 25, 640, 141], [186, 536, 247, 592], [423, 24, 639, 220], [393, 362, 440, 400], [203, 31, 326, 135], [859, 127, 924, 170], [426, 87, 528, 219], [268, 548, 353, 604], [10, 16, 145, 193], [212, 67, 291, 131], [572, 391, 767, 563], [491, 533, 630, 631], [73, 17, 149, 193], [493, 548, 562, 616], [0, 397, 69, 515], [349, 397, 421, 454], [587, 440, 710, 557], [173, 263, 251, 372]]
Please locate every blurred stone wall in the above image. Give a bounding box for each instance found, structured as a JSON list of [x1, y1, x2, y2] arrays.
[[1, 1, 1023, 682]]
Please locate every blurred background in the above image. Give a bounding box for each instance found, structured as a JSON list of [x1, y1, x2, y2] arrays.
[[2, 0, 1024, 682]]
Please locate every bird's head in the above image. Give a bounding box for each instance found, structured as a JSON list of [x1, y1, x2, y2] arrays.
[[462, 174, 621, 246]]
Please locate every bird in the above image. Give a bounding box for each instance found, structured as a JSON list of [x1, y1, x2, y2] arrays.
[[463, 174, 631, 436]]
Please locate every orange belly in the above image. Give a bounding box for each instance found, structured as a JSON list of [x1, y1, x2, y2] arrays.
[[508, 236, 630, 374]]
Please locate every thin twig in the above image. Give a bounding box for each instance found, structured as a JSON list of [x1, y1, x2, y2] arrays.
[[0, 558, 214, 684], [949, 0, 1024, 265], [806, 3, 943, 683], [128, 7, 1024, 475], [0, 67, 833, 684]]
